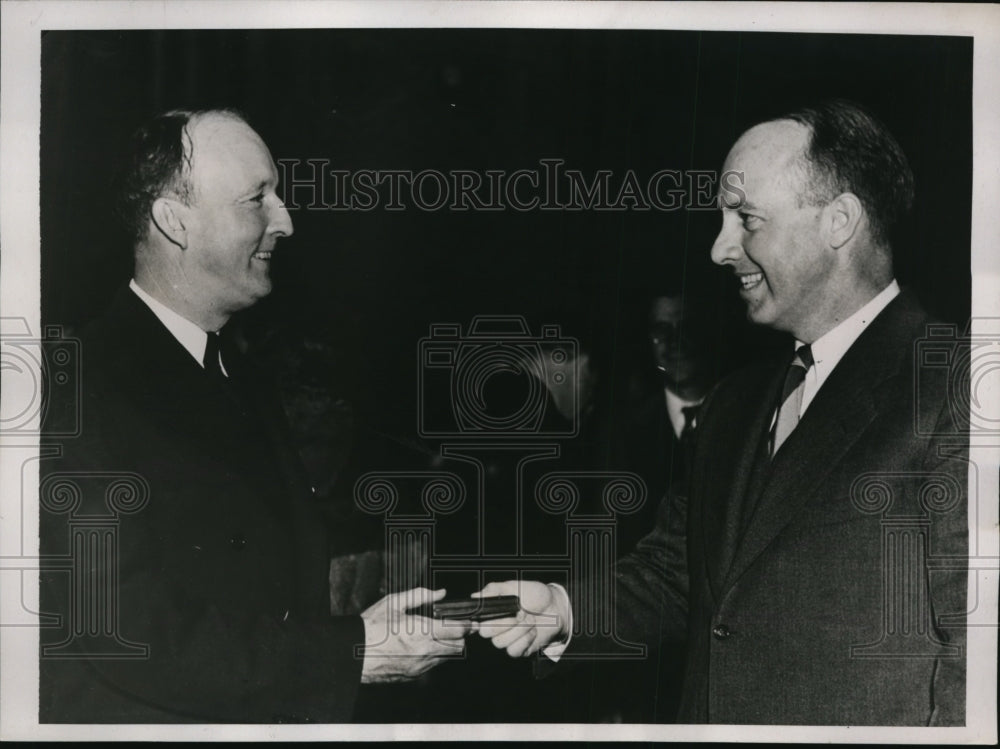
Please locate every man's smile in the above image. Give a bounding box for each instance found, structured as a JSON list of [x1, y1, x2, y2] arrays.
[[738, 271, 764, 291]]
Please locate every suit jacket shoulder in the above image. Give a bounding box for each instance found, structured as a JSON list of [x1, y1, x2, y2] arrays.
[[40, 286, 363, 723]]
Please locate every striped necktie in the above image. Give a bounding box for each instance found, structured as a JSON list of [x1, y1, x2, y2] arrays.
[[769, 344, 814, 457]]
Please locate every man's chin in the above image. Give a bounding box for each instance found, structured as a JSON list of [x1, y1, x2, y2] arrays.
[[663, 363, 695, 386], [744, 297, 774, 327], [243, 278, 273, 306]]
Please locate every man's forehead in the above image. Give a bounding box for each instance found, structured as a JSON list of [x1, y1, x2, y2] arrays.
[[188, 111, 257, 142], [186, 114, 276, 190], [650, 296, 685, 322], [719, 119, 810, 206], [728, 120, 808, 162]]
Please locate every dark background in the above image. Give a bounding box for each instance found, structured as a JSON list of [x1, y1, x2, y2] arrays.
[[42, 29, 972, 400], [41, 29, 973, 722]]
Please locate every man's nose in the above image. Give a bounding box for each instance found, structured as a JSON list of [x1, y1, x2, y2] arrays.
[[269, 200, 294, 238], [710, 217, 741, 266]]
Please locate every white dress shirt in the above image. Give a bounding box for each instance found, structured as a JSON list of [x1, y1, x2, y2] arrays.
[[795, 279, 900, 418], [665, 387, 704, 439], [129, 279, 227, 374]]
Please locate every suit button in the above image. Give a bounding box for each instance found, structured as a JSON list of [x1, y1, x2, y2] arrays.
[[712, 624, 731, 640], [230, 533, 246, 550]]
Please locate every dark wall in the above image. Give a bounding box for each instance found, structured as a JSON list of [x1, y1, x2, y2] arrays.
[[41, 29, 973, 440]]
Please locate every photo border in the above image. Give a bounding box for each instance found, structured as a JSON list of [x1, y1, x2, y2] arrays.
[[2, 1, 997, 742]]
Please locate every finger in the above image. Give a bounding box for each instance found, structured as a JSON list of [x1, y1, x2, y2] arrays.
[[442, 637, 467, 652], [410, 587, 447, 603], [477, 616, 519, 639], [425, 635, 467, 654], [499, 626, 536, 657], [472, 580, 516, 598], [406, 586, 446, 600], [490, 626, 531, 651], [470, 583, 498, 599], [507, 628, 538, 658], [426, 632, 469, 656], [398, 586, 446, 610], [491, 618, 533, 650], [431, 619, 473, 640]]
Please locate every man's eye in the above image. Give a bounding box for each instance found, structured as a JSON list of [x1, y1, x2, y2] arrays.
[[739, 212, 761, 230], [247, 194, 265, 204]]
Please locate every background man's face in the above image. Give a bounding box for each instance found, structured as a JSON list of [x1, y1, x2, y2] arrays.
[[710, 120, 834, 339], [648, 294, 705, 391], [182, 115, 293, 320]]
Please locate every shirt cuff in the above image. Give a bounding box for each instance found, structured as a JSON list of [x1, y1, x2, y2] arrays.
[[540, 583, 572, 662]]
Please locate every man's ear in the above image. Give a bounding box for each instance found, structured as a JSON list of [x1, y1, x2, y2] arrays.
[[150, 197, 190, 249], [823, 192, 864, 250]]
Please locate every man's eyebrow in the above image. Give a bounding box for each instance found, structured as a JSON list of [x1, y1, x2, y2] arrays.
[[717, 194, 757, 211], [240, 179, 271, 197]]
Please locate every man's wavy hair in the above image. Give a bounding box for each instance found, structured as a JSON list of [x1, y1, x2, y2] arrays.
[[113, 108, 247, 247], [778, 99, 914, 248]]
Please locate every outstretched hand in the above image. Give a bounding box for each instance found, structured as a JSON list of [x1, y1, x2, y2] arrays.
[[474, 580, 570, 658], [360, 587, 473, 683]]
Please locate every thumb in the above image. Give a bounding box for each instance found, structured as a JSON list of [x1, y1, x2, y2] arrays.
[[398, 586, 446, 610], [472, 581, 513, 598]]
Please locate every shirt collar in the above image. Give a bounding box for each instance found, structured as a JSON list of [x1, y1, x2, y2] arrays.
[[797, 279, 900, 412], [129, 279, 212, 368], [664, 386, 704, 439]]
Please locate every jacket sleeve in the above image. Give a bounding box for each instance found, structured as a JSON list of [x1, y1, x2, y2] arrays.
[[39, 378, 365, 723], [607, 483, 691, 647], [563, 483, 690, 658]]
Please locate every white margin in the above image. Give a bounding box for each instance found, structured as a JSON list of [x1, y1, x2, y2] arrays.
[[1, 1, 997, 743]]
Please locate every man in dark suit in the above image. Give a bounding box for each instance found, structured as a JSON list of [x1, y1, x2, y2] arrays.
[[580, 289, 717, 723], [475, 100, 968, 725], [635, 289, 715, 506], [39, 109, 469, 723]]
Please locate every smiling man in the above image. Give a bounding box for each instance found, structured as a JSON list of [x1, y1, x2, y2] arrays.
[[131, 111, 289, 329], [712, 115, 903, 343], [476, 100, 968, 725], [39, 109, 469, 723]]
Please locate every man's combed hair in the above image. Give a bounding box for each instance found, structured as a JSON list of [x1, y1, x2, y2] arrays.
[[114, 107, 247, 247], [780, 99, 914, 247]]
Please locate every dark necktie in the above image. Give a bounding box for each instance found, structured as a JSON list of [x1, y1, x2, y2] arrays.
[[203, 331, 225, 382], [676, 402, 700, 477], [769, 344, 814, 457], [680, 404, 699, 442], [203, 330, 257, 422]]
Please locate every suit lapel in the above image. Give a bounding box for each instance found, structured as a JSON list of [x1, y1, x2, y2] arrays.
[[103, 289, 276, 470], [225, 336, 313, 499], [700, 360, 786, 600], [722, 292, 921, 592]]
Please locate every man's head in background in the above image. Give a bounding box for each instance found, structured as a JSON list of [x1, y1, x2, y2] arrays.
[[117, 108, 294, 331], [711, 99, 913, 343], [647, 285, 714, 402]]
